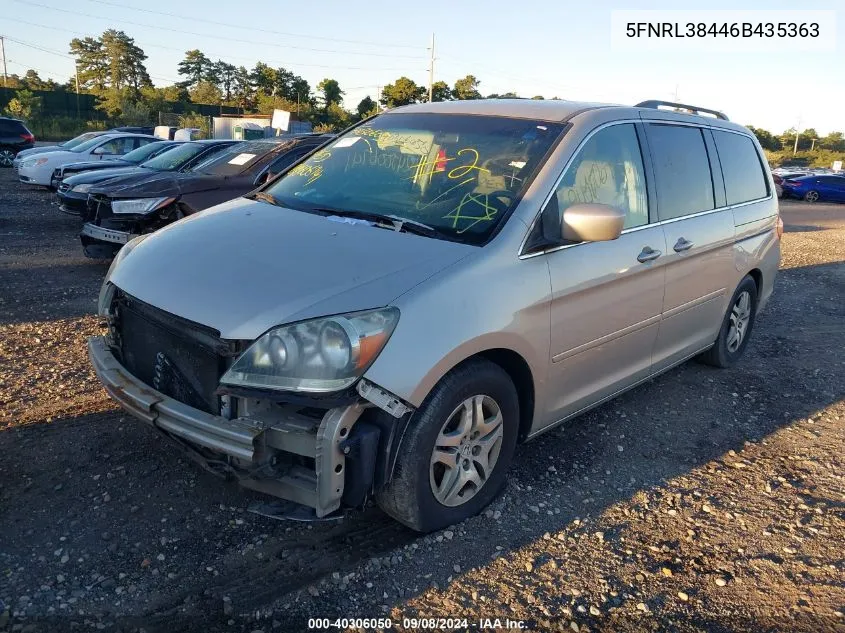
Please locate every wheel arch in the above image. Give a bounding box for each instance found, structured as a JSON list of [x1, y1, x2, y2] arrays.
[[747, 268, 762, 296]]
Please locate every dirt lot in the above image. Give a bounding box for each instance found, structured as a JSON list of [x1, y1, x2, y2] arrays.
[[0, 169, 843, 633]]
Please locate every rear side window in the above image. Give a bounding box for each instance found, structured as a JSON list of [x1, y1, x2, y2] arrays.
[[712, 131, 768, 204], [646, 124, 714, 221]]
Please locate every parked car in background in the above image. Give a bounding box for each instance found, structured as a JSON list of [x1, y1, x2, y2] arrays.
[[59, 140, 236, 218], [17, 133, 157, 187], [52, 140, 183, 188], [781, 174, 845, 202], [13, 131, 116, 167], [79, 134, 331, 258], [88, 99, 781, 531], [0, 117, 35, 167]]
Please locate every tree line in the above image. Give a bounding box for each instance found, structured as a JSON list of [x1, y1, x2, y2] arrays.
[[3, 29, 844, 150]]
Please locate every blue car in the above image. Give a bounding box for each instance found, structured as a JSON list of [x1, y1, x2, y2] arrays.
[[781, 174, 845, 202]]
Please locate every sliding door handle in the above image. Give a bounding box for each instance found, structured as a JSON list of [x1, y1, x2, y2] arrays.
[[674, 237, 694, 252], [637, 246, 662, 263]]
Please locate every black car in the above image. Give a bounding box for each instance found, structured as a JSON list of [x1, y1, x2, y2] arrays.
[[80, 134, 332, 258], [0, 116, 35, 167], [52, 140, 183, 189], [59, 140, 237, 218]]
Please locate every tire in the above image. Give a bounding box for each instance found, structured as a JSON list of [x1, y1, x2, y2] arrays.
[[804, 190, 820, 202], [376, 358, 519, 532], [698, 275, 758, 368], [0, 148, 15, 168]]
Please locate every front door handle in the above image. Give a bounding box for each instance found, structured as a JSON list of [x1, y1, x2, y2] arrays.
[[637, 246, 662, 263], [674, 237, 694, 252]]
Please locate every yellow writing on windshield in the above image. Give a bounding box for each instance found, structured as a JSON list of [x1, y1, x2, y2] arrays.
[[289, 163, 323, 186], [409, 147, 490, 185], [443, 191, 500, 233]]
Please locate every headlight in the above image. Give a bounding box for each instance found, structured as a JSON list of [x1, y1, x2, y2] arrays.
[[72, 183, 95, 193], [97, 234, 150, 316], [111, 197, 175, 215], [221, 308, 399, 393], [22, 157, 48, 168]]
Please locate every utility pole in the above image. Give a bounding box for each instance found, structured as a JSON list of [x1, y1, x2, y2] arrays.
[[811, 138, 817, 151], [793, 117, 801, 156], [74, 60, 81, 119], [427, 33, 435, 102], [1, 37, 8, 88]]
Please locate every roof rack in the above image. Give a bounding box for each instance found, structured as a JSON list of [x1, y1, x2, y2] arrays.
[[635, 100, 729, 121]]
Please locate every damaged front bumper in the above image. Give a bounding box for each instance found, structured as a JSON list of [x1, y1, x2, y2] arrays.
[[88, 336, 408, 517]]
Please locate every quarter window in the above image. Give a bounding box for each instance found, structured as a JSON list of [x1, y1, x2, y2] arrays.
[[646, 124, 714, 221], [552, 123, 649, 231], [712, 131, 768, 204]]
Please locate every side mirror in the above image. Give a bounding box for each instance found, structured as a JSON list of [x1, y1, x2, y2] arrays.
[[561, 203, 625, 243], [92, 146, 106, 155]]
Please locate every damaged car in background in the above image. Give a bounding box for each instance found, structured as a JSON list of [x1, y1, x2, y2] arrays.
[[58, 140, 235, 221], [79, 134, 332, 258], [89, 99, 780, 532]]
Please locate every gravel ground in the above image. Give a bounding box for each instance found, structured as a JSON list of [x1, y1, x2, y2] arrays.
[[0, 169, 843, 633]]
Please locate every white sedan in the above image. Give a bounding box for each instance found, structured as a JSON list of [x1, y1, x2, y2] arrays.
[[17, 133, 156, 186], [12, 131, 109, 168]]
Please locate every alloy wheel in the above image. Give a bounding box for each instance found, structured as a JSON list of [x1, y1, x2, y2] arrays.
[[429, 395, 504, 507], [805, 191, 819, 202], [727, 290, 752, 352], [0, 150, 15, 168]]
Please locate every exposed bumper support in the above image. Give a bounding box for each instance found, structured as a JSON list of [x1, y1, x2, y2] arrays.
[[88, 336, 366, 516]]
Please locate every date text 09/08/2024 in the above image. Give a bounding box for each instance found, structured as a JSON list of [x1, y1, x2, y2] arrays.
[[307, 617, 529, 630]]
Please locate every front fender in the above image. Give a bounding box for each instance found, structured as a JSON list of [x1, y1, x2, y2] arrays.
[[363, 249, 551, 416]]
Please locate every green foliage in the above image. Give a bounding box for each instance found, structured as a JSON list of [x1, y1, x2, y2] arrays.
[[356, 96, 376, 119], [189, 81, 223, 105], [317, 79, 343, 107], [380, 77, 425, 107], [747, 126, 782, 151], [4, 89, 42, 119], [177, 50, 214, 88], [431, 81, 452, 102], [765, 148, 845, 169], [178, 113, 211, 138], [71, 30, 150, 93], [452, 75, 481, 100], [117, 100, 151, 125]]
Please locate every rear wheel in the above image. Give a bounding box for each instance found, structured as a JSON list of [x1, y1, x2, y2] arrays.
[[377, 358, 518, 532], [804, 190, 820, 202], [0, 148, 15, 168], [698, 275, 758, 368]]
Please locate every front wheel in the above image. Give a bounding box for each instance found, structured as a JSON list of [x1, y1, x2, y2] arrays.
[[698, 275, 758, 368], [377, 358, 519, 532], [804, 190, 820, 202], [0, 148, 15, 168]]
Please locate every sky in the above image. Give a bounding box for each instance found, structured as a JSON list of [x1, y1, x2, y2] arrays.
[[1, 0, 842, 134]]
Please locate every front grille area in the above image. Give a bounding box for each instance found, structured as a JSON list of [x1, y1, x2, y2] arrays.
[[112, 291, 238, 414]]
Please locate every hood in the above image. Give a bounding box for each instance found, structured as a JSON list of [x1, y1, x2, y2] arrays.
[[64, 166, 152, 187], [16, 146, 60, 159], [91, 171, 215, 199], [110, 198, 475, 339], [62, 159, 131, 174]]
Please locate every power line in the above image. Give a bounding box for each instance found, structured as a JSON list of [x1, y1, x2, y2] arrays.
[[2, 26, 414, 75], [12, 0, 426, 60], [82, 0, 420, 50]]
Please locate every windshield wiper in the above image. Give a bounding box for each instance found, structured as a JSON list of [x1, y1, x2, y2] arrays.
[[249, 191, 281, 206]]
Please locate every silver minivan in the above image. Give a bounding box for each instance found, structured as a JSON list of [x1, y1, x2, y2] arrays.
[[89, 99, 781, 532]]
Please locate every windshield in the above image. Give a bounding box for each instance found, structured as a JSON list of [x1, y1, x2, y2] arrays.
[[141, 142, 214, 171], [61, 132, 100, 149], [265, 113, 564, 244], [71, 135, 115, 153], [192, 141, 278, 176], [122, 141, 176, 164]]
